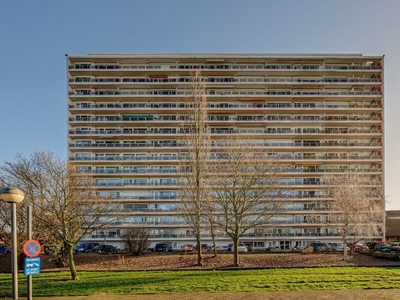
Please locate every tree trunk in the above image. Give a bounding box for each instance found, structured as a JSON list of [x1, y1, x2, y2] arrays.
[[233, 238, 240, 267], [212, 233, 217, 257], [209, 221, 218, 257], [67, 243, 79, 280], [196, 233, 203, 266], [343, 247, 348, 261], [213, 242, 217, 257], [343, 240, 348, 261]]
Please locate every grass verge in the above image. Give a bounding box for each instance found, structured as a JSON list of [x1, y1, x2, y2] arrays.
[[0, 267, 399, 297]]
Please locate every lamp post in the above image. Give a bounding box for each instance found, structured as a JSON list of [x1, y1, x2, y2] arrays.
[[0, 187, 25, 300]]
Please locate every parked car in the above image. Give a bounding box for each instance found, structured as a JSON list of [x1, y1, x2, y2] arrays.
[[376, 243, 394, 252], [216, 245, 228, 251], [228, 243, 248, 252], [364, 242, 379, 250], [353, 243, 369, 251], [86, 244, 120, 254], [332, 243, 350, 252], [153, 243, 172, 252], [374, 243, 389, 251], [265, 246, 281, 252], [306, 242, 331, 251], [201, 244, 212, 252], [181, 244, 194, 252], [388, 246, 400, 253], [73, 242, 100, 254], [243, 243, 253, 252], [0, 246, 10, 254]]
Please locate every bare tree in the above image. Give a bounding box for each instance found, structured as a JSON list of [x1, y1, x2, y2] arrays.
[[178, 70, 210, 266], [308, 171, 384, 261], [121, 228, 150, 256], [202, 202, 219, 257], [0, 151, 115, 280], [207, 137, 283, 266]]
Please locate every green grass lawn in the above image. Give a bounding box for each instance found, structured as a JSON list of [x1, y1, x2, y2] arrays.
[[0, 267, 399, 297]]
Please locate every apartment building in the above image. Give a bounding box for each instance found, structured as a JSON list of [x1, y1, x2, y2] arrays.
[[66, 54, 384, 250]]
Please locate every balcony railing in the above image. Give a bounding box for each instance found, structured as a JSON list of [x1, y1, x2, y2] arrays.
[[68, 77, 383, 84], [69, 64, 383, 71], [113, 195, 178, 200], [89, 232, 346, 239], [69, 90, 382, 97], [94, 181, 381, 188], [68, 103, 382, 109], [87, 167, 379, 175], [104, 219, 381, 227], [70, 154, 382, 162], [69, 130, 383, 142], [94, 169, 177, 174], [99, 194, 375, 201], [69, 141, 382, 149], [96, 182, 178, 187], [115, 206, 331, 213], [121, 208, 179, 213]]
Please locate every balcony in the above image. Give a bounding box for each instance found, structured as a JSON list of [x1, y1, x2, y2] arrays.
[[121, 207, 179, 213], [96, 182, 178, 187], [72, 129, 386, 136], [68, 141, 382, 150], [93, 181, 380, 189], [70, 155, 178, 162], [68, 104, 382, 119], [68, 90, 382, 98], [94, 168, 177, 174], [69, 153, 382, 162], [68, 77, 382, 88], [68, 64, 382, 71], [88, 167, 380, 176]]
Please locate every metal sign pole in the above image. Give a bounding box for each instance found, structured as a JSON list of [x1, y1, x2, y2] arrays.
[[11, 203, 18, 300], [27, 206, 32, 300]]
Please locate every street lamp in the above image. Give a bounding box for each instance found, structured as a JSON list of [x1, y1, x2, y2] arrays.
[[0, 187, 25, 300]]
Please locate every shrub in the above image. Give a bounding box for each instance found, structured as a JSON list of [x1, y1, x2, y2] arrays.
[[121, 228, 150, 256], [303, 246, 314, 255]]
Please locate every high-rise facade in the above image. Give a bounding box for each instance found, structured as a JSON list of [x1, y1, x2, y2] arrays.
[[67, 54, 384, 250]]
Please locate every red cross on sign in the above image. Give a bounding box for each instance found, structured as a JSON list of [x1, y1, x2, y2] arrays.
[[23, 240, 41, 257]]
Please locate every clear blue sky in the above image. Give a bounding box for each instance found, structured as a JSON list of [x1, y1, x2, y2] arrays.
[[1, 0, 399, 209]]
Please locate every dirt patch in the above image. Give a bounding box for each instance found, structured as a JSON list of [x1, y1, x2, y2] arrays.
[[1, 251, 396, 272]]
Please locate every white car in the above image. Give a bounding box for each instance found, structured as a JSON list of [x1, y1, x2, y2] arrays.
[[229, 243, 248, 252], [332, 243, 350, 251]]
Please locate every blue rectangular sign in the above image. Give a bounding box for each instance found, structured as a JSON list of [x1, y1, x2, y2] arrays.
[[24, 257, 41, 276]]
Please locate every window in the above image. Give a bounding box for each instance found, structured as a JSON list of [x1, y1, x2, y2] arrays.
[[74, 64, 91, 69], [96, 166, 120, 173], [76, 153, 91, 160], [76, 166, 91, 172], [97, 179, 119, 186], [75, 90, 91, 95], [76, 141, 91, 146]]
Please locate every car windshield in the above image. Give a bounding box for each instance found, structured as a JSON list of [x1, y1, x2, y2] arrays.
[[92, 245, 102, 250], [76, 243, 88, 248]]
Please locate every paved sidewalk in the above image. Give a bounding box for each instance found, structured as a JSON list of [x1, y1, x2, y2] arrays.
[[14, 289, 400, 300]]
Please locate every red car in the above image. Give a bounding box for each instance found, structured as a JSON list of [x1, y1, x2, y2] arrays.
[[181, 244, 194, 252], [353, 244, 369, 251]]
